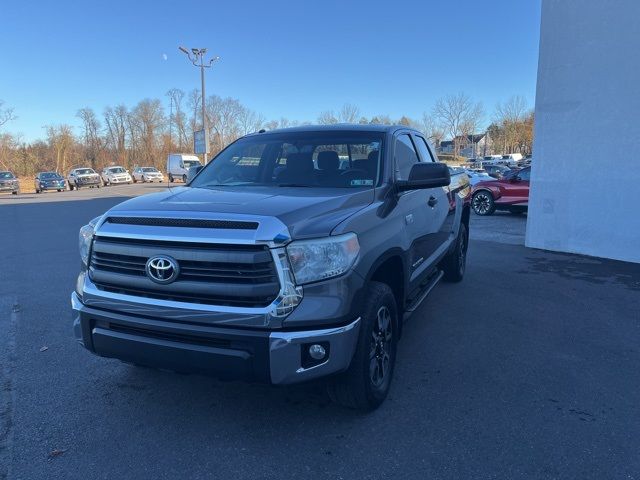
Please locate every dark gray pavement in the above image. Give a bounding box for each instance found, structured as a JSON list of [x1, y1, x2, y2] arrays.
[[1, 189, 639, 479]]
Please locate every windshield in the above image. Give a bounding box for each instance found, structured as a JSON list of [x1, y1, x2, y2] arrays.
[[76, 168, 95, 175], [0, 172, 14, 179], [183, 160, 201, 168], [191, 131, 383, 189], [142, 167, 158, 172], [41, 172, 62, 179], [109, 167, 126, 173]]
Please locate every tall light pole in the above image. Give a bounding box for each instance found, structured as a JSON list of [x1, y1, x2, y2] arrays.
[[178, 46, 220, 163]]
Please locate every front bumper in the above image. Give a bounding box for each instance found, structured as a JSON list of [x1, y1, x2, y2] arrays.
[[109, 177, 131, 183], [0, 184, 19, 192], [40, 184, 66, 190], [71, 292, 360, 384]]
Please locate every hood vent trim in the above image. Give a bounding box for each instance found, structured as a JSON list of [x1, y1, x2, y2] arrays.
[[106, 217, 259, 230]]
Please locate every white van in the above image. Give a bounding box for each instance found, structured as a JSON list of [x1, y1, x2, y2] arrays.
[[166, 154, 202, 183]]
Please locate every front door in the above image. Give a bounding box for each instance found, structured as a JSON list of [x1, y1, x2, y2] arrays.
[[393, 133, 446, 294]]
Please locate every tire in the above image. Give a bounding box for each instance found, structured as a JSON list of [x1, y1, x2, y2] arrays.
[[35, 188, 40, 194], [133, 177, 137, 183], [182, 174, 187, 183], [169, 174, 174, 183], [472, 190, 495, 216], [441, 222, 468, 283], [57, 189, 62, 192], [326, 281, 398, 411], [12, 191, 18, 195], [69, 183, 74, 191], [141, 177, 146, 183]]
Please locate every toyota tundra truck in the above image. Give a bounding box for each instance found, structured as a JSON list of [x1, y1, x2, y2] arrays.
[[72, 125, 470, 410]]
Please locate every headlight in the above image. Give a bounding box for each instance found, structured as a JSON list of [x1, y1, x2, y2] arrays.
[[79, 216, 102, 266], [286, 233, 359, 285]]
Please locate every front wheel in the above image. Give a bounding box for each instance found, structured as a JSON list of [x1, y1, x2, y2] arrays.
[[472, 191, 496, 216], [182, 174, 187, 183], [326, 281, 397, 411]]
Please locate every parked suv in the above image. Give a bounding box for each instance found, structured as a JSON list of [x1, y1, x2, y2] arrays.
[[471, 166, 530, 215], [72, 125, 470, 410], [101, 166, 132, 186], [68, 168, 101, 190], [0, 171, 20, 195], [35, 171, 66, 193]]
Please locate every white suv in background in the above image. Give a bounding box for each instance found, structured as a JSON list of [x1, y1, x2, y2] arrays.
[[132, 167, 165, 183], [101, 166, 132, 186]]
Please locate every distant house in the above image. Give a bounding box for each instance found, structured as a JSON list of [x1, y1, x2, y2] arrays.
[[437, 134, 489, 158]]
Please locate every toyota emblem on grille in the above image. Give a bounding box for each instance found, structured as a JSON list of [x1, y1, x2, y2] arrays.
[[145, 255, 179, 284]]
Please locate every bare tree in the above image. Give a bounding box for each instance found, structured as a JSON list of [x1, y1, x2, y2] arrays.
[[493, 95, 532, 154], [432, 93, 484, 158], [46, 125, 75, 173], [187, 88, 202, 133], [339, 103, 360, 123], [317, 110, 339, 125], [166, 88, 188, 150], [420, 112, 445, 147], [104, 105, 128, 165], [369, 115, 392, 125], [0, 100, 16, 128], [76, 107, 103, 169]]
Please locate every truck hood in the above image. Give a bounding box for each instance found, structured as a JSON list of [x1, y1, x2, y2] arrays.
[[107, 186, 375, 239]]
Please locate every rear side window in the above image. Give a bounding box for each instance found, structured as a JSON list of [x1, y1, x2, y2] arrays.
[[413, 135, 435, 162], [395, 134, 419, 180]]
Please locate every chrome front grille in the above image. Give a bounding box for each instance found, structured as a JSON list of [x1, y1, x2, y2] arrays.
[[89, 236, 280, 307]]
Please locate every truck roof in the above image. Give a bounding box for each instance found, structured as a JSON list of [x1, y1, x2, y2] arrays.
[[244, 123, 419, 137]]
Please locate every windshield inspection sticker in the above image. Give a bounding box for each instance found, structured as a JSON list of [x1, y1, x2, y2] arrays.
[[350, 179, 373, 186]]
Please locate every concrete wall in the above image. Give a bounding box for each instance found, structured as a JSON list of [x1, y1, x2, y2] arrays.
[[526, 0, 640, 263]]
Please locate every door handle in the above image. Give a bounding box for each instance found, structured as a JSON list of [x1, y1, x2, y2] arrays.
[[428, 196, 438, 207]]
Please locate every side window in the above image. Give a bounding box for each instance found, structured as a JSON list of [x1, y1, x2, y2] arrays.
[[413, 135, 435, 162], [518, 168, 531, 181], [395, 134, 419, 180]]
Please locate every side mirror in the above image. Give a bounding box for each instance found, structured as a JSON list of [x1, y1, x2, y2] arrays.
[[186, 165, 204, 183], [396, 163, 451, 191]]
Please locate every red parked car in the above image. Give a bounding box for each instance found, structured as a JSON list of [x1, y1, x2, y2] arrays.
[[471, 166, 530, 215]]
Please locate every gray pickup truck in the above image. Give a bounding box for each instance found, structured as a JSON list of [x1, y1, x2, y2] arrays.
[[72, 125, 470, 410]]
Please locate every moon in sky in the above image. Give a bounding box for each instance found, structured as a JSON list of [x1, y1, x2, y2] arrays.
[[162, 53, 168, 61]]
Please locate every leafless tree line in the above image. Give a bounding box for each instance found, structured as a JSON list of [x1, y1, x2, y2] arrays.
[[0, 92, 534, 176]]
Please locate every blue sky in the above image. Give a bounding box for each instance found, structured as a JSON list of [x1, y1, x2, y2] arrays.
[[1, 0, 541, 141]]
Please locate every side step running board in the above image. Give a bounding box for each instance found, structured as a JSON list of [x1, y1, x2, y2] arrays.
[[404, 270, 444, 319]]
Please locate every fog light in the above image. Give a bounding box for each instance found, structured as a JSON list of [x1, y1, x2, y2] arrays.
[[308, 344, 326, 360]]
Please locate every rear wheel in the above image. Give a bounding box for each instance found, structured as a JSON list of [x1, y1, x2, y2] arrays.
[[57, 189, 62, 192], [326, 281, 397, 411], [472, 191, 495, 216]]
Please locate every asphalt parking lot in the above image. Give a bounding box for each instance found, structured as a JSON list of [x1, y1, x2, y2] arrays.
[[1, 185, 639, 479]]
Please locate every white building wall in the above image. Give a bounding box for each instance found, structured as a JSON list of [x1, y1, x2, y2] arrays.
[[526, 0, 640, 263]]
